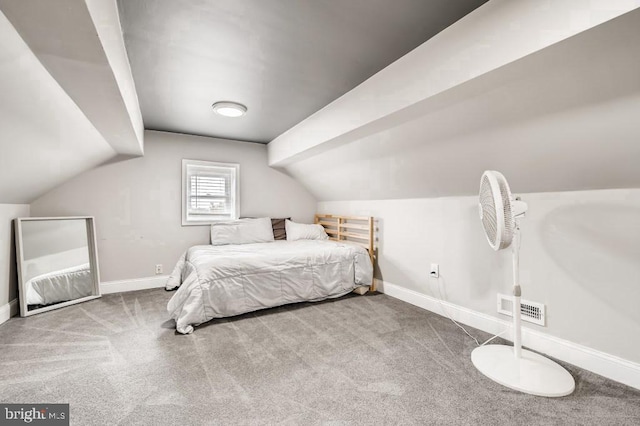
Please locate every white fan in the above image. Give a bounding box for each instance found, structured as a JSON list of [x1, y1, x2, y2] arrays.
[[472, 171, 575, 397]]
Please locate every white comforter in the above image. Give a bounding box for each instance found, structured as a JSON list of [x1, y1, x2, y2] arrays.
[[166, 240, 373, 334], [25, 263, 93, 306]]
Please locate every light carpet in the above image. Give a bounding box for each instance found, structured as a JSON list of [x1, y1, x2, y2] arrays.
[[1, 289, 639, 425]]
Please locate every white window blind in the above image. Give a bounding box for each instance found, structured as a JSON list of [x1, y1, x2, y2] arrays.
[[182, 160, 239, 225]]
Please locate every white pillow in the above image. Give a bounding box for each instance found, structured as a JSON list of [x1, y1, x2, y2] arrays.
[[210, 218, 275, 246], [285, 220, 329, 241]]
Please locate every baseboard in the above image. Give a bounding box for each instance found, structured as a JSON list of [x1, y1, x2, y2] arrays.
[[377, 279, 640, 391], [0, 299, 19, 325], [100, 275, 168, 294]]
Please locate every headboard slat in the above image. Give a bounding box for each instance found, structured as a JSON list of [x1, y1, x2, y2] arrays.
[[315, 214, 376, 292]]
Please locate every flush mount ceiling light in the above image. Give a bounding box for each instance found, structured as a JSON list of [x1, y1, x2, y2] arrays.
[[211, 101, 247, 118]]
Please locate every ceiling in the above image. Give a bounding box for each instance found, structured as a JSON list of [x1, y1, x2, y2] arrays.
[[279, 4, 640, 200], [0, 0, 144, 204], [117, 0, 487, 143], [0, 0, 142, 204], [0, 0, 143, 158], [0, 9, 114, 204]]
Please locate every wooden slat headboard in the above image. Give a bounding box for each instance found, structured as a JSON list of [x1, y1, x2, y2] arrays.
[[315, 214, 376, 292]]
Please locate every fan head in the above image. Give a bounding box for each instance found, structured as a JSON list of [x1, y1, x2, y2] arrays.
[[479, 170, 516, 250]]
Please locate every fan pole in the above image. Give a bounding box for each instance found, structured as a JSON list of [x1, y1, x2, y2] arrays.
[[512, 224, 522, 359]]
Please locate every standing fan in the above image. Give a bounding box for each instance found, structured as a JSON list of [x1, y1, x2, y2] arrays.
[[471, 171, 575, 397]]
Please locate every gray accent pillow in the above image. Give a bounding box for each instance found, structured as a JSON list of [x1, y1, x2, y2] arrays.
[[271, 218, 290, 240]]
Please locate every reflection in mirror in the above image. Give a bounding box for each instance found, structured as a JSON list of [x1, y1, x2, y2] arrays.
[[15, 217, 101, 316]]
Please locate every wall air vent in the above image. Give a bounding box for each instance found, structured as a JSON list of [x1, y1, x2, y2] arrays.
[[497, 293, 546, 326]]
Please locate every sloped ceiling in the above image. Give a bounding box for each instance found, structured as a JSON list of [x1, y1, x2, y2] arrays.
[[2, 0, 638, 204], [0, 0, 143, 204], [272, 2, 640, 200], [118, 0, 487, 143], [0, 10, 114, 204]]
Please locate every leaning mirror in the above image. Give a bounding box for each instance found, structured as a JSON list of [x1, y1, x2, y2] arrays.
[[14, 217, 101, 316]]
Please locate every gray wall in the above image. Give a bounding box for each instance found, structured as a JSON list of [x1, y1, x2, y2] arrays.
[[319, 188, 640, 364], [31, 130, 317, 282], [0, 204, 29, 310]]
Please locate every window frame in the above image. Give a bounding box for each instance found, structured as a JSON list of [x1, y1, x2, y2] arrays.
[[181, 159, 240, 226]]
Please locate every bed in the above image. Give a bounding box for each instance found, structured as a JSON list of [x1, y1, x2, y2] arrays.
[[24, 263, 93, 306], [166, 215, 376, 334]]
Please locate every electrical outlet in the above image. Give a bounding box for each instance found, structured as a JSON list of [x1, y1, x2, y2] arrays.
[[155, 264, 163, 275], [429, 263, 439, 278]]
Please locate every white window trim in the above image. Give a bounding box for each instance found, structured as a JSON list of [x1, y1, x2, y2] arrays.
[[181, 159, 240, 226]]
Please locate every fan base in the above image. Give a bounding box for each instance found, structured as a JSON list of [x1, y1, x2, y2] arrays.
[[471, 345, 575, 397]]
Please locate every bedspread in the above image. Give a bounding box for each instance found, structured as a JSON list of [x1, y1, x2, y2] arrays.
[[167, 240, 373, 334]]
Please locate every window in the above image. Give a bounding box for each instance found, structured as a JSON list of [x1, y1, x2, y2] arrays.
[[182, 159, 239, 225]]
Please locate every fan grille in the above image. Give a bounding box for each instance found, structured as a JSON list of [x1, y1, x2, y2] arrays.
[[496, 175, 513, 249], [479, 171, 514, 250], [479, 175, 497, 246]]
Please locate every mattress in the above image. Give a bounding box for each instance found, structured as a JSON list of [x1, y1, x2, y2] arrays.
[[166, 240, 373, 334], [25, 263, 93, 306]]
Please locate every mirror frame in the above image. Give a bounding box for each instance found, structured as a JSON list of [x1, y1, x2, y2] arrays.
[[14, 216, 101, 317]]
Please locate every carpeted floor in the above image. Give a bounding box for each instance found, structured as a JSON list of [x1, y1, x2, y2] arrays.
[[1, 289, 639, 425]]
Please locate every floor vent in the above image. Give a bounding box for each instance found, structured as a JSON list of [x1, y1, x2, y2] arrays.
[[497, 293, 545, 326]]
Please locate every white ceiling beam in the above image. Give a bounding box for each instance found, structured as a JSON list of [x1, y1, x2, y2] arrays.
[[0, 10, 115, 203], [281, 8, 640, 200], [268, 0, 640, 167], [0, 0, 144, 157]]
